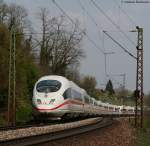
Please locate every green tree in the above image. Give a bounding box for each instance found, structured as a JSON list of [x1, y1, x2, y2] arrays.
[[0, 2, 39, 123], [0, 24, 10, 109], [144, 93, 150, 106], [105, 80, 115, 95], [80, 76, 97, 97]]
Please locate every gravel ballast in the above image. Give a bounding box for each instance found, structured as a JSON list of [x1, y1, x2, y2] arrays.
[[0, 117, 101, 141], [39, 119, 135, 146]]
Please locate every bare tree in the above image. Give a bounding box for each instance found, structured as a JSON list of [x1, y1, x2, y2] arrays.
[[37, 8, 54, 68], [0, 1, 8, 24], [7, 4, 29, 31], [0, 2, 30, 32], [36, 8, 85, 75]]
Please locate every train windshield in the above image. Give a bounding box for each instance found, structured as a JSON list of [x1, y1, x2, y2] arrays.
[[36, 80, 61, 93]]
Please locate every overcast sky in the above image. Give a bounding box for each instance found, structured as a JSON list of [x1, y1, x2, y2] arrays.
[[4, 0, 150, 92]]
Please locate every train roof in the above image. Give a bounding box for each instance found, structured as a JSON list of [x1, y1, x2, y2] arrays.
[[69, 81, 86, 93], [37, 75, 68, 82], [37, 75, 86, 93]]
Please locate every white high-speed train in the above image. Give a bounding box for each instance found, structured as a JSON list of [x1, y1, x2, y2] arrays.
[[32, 75, 135, 120]]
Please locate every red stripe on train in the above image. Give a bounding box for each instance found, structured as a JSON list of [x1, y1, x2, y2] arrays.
[[35, 99, 84, 111]]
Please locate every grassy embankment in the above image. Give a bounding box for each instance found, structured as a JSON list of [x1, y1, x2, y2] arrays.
[[135, 117, 150, 146]]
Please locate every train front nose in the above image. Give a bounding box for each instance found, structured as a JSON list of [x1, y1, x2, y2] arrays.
[[32, 79, 68, 118], [33, 92, 63, 112], [33, 92, 66, 118], [33, 79, 62, 109]]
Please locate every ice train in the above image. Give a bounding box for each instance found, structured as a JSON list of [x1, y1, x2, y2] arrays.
[[32, 75, 135, 120]]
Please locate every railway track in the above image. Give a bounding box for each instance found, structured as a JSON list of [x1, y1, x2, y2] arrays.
[[0, 117, 113, 146], [0, 124, 44, 131], [0, 121, 59, 131], [0, 117, 97, 131]]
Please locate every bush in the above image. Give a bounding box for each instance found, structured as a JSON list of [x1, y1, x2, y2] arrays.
[[0, 116, 5, 126], [16, 104, 33, 124], [0, 89, 7, 109]]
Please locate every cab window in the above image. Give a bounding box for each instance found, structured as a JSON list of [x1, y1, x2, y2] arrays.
[[36, 80, 61, 93]]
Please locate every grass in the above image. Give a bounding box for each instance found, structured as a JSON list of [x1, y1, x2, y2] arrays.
[[143, 116, 150, 128], [136, 129, 150, 146], [135, 116, 150, 146]]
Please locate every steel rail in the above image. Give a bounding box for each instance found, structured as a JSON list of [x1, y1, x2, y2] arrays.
[[0, 118, 113, 146]]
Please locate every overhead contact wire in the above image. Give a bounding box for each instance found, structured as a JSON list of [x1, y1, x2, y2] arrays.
[[91, 0, 136, 47], [52, 0, 105, 54], [103, 31, 137, 60], [78, 0, 103, 45], [113, 0, 137, 26]]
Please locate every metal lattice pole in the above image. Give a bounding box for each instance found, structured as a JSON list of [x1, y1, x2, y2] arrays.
[[135, 26, 144, 128], [7, 25, 16, 126]]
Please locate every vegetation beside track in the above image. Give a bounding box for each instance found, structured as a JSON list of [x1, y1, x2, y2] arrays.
[[16, 104, 33, 125], [0, 116, 5, 126], [136, 129, 150, 146], [135, 116, 150, 146]]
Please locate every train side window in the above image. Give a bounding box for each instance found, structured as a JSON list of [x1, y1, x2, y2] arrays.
[[84, 95, 89, 104], [71, 89, 82, 101], [90, 98, 93, 105], [63, 88, 71, 99]]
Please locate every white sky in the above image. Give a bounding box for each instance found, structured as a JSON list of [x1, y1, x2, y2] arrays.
[[4, 0, 150, 93]]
